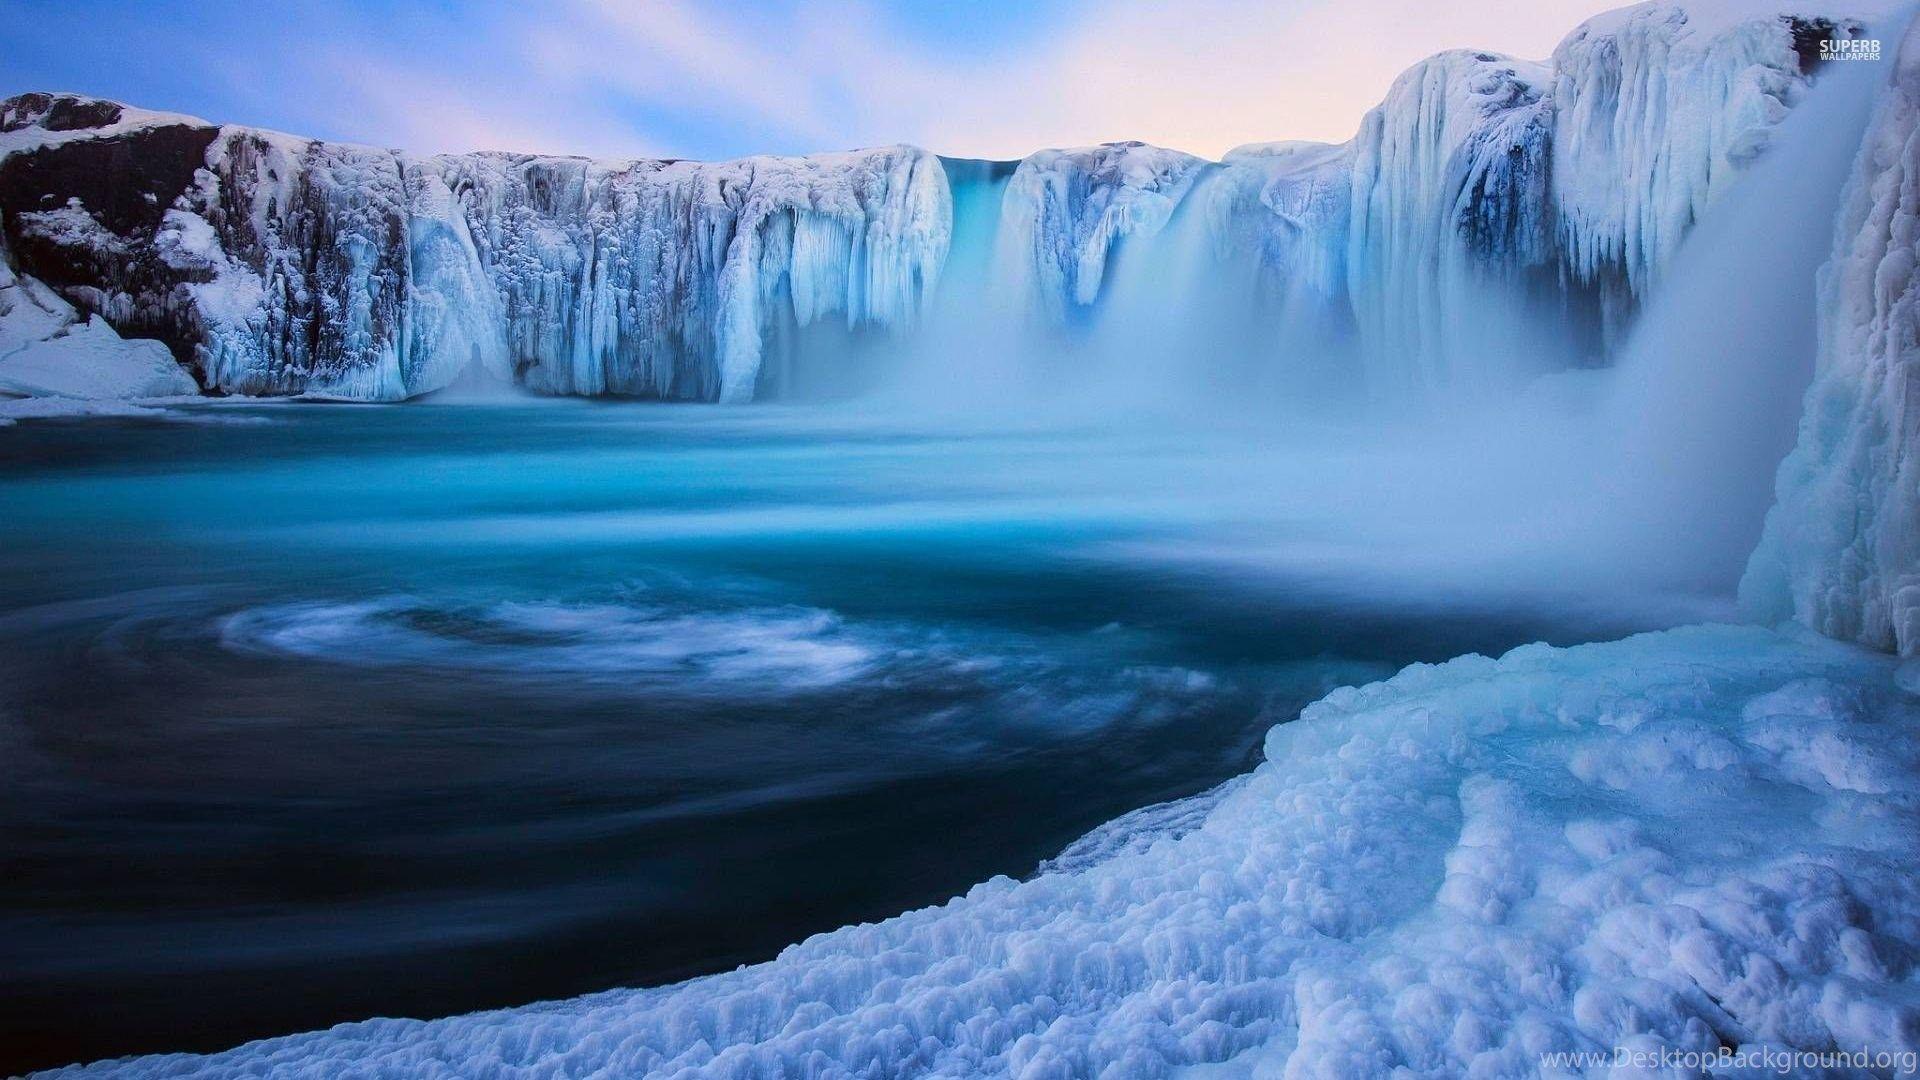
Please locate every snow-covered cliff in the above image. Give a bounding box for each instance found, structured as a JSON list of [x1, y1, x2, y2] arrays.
[[0, 6, 1865, 404], [997, 142, 1208, 324], [0, 94, 950, 402], [1744, 16, 1920, 656], [1008, 6, 1859, 396], [0, 213, 198, 422], [1343, 48, 1559, 393]]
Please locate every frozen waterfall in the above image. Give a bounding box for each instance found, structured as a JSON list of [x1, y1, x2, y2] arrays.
[[0, 100, 951, 403], [1745, 12, 1920, 655], [0, 4, 1864, 406]]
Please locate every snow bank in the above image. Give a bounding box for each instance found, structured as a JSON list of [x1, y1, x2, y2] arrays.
[[0, 314, 195, 399], [1745, 15, 1920, 656], [42, 624, 1920, 1077], [0, 220, 198, 409]]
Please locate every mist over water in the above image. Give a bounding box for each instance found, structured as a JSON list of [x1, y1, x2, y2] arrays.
[[1586, 48, 1889, 588], [0, 404, 1664, 1071], [862, 50, 1888, 609]]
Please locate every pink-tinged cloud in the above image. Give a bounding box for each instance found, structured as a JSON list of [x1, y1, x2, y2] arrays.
[[97, 0, 1665, 162], [541, 0, 1634, 160]]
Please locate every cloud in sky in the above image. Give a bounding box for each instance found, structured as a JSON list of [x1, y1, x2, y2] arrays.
[[2, 0, 1649, 162]]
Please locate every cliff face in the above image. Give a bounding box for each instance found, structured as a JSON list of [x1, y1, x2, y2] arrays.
[[963, 5, 1852, 399], [1183, 7, 1850, 397], [1744, 16, 1920, 656], [0, 94, 950, 402], [0, 7, 1867, 406]]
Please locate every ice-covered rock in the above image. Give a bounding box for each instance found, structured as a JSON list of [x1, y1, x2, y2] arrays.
[[38, 624, 1920, 1077], [1001, 5, 1865, 398], [1344, 49, 1558, 393], [1744, 15, 1920, 656], [0, 7, 1871, 403], [0, 95, 950, 402], [997, 142, 1208, 323], [1550, 5, 1842, 308], [0, 218, 198, 406]]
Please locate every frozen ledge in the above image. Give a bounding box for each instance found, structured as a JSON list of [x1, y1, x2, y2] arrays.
[[41, 623, 1920, 1077]]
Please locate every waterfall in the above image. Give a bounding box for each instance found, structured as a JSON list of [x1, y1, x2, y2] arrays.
[[1580, 45, 1891, 591], [870, 157, 1029, 408]]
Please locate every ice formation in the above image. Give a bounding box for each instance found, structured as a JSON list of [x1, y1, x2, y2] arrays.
[[994, 5, 1858, 397], [0, 217, 198, 418], [1549, 5, 1836, 304], [1341, 49, 1561, 393], [997, 143, 1208, 323], [0, 5, 1866, 404], [1744, 16, 1920, 657], [0, 94, 950, 402], [41, 624, 1920, 1078]]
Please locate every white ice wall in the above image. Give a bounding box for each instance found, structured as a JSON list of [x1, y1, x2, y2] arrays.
[[997, 142, 1208, 324], [1744, 16, 1920, 655], [993, 4, 1848, 398], [1344, 50, 1557, 394], [1553, 4, 1829, 302], [0, 4, 1866, 403], [183, 138, 950, 402]]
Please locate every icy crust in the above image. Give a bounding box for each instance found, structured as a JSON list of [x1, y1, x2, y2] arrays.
[[0, 221, 198, 407], [999, 143, 1208, 322], [422, 147, 950, 402], [44, 624, 1920, 1078], [1744, 17, 1920, 656], [0, 100, 950, 403]]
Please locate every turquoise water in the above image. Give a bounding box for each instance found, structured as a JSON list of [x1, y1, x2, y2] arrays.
[[0, 402, 1664, 1071]]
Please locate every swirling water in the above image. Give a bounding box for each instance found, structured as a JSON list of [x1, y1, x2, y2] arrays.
[[0, 401, 1676, 1072]]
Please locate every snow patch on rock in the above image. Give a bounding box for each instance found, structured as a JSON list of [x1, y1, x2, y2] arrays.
[[0, 220, 198, 408]]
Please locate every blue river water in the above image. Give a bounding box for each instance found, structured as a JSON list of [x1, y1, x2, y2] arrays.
[[0, 401, 1676, 1071]]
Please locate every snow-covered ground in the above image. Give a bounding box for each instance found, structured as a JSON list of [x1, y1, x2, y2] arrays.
[[39, 623, 1919, 1078]]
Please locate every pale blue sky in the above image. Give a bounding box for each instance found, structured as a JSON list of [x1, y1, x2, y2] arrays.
[[2, 0, 1627, 161]]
